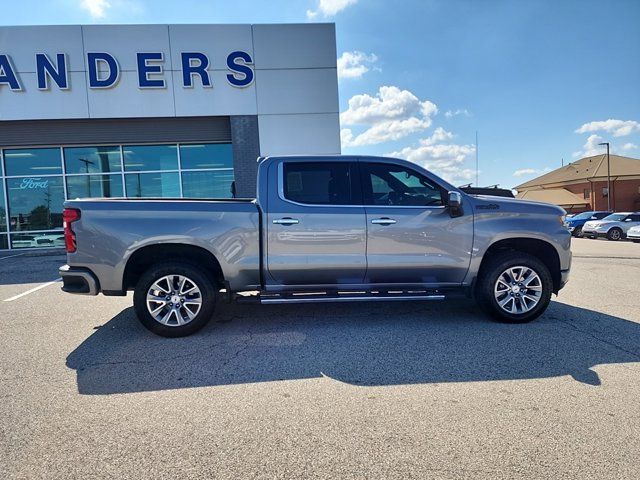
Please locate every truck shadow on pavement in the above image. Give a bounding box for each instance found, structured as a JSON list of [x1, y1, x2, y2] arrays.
[[66, 300, 640, 395]]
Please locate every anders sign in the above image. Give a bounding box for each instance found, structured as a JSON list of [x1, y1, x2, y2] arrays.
[[0, 51, 254, 91]]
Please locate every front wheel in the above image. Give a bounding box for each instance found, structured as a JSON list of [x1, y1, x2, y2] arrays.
[[607, 228, 623, 241], [573, 226, 583, 238], [476, 252, 553, 324], [133, 262, 217, 337]]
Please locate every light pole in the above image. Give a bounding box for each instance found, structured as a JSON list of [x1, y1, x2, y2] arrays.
[[598, 142, 611, 212]]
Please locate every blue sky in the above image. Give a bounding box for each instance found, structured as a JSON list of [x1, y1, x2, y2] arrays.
[[3, 0, 640, 188]]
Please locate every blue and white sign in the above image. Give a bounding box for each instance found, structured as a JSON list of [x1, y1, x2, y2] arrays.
[[0, 23, 341, 158], [0, 48, 254, 91]]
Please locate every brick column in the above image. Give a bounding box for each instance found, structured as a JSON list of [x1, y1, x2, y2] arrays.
[[230, 116, 261, 198]]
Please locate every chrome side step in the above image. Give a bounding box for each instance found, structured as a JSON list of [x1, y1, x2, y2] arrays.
[[258, 292, 446, 305]]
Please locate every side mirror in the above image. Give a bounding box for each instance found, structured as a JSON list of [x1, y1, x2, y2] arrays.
[[448, 191, 463, 217]]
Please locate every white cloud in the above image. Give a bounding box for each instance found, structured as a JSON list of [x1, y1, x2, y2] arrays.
[[341, 86, 437, 125], [513, 167, 552, 177], [444, 109, 471, 118], [307, 0, 357, 19], [341, 118, 432, 147], [337, 51, 378, 80], [575, 119, 640, 137], [80, 0, 111, 18], [513, 168, 538, 177], [340, 86, 437, 147], [388, 137, 476, 185], [421, 127, 454, 145], [621, 142, 638, 152], [573, 133, 605, 158]]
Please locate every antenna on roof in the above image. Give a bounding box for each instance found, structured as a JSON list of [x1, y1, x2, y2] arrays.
[[561, 157, 564, 167]]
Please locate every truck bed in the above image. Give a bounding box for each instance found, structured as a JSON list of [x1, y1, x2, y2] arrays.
[[65, 198, 262, 292]]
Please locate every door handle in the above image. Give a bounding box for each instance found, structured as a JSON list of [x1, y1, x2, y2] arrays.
[[371, 218, 397, 225], [273, 217, 299, 225]]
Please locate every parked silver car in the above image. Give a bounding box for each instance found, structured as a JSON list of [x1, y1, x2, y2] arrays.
[[582, 212, 640, 240], [627, 225, 640, 243]]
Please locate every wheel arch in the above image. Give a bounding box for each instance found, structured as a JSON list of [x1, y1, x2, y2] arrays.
[[478, 238, 562, 293], [123, 243, 225, 291]]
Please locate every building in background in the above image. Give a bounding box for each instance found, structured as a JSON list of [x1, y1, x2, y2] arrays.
[[515, 154, 640, 213], [0, 23, 340, 250]]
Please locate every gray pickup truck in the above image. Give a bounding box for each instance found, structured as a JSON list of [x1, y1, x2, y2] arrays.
[[60, 155, 571, 337]]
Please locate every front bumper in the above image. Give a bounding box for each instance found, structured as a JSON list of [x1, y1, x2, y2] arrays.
[[582, 228, 600, 237], [59, 265, 100, 296]]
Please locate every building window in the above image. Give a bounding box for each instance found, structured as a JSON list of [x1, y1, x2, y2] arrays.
[[125, 172, 181, 198], [123, 145, 178, 172], [11, 232, 65, 249], [6, 176, 65, 232], [583, 188, 590, 199], [182, 170, 235, 198], [64, 146, 122, 174], [1, 142, 234, 250], [180, 143, 235, 198], [66, 174, 124, 199], [602, 187, 609, 197], [4, 148, 62, 176], [179, 143, 234, 170]]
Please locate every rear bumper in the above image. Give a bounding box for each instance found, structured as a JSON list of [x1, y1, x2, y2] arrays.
[[59, 265, 100, 296]]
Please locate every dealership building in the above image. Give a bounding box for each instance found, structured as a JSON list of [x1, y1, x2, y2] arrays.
[[0, 23, 340, 250]]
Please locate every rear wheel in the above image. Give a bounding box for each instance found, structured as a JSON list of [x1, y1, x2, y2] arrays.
[[573, 226, 583, 238], [476, 252, 553, 324], [607, 228, 623, 241], [133, 262, 217, 337]]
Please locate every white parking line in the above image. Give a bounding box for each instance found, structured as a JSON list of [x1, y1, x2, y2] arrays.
[[0, 253, 25, 261], [3, 278, 62, 302]]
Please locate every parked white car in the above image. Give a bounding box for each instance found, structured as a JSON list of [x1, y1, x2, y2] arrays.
[[582, 212, 640, 241], [627, 225, 640, 243]]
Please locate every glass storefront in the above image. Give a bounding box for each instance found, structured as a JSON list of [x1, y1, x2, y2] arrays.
[[0, 142, 234, 250]]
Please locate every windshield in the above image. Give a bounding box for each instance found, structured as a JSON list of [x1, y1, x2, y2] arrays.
[[601, 214, 626, 222], [571, 211, 596, 220]]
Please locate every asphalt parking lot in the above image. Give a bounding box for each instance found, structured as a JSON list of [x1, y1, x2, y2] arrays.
[[1, 238, 639, 479]]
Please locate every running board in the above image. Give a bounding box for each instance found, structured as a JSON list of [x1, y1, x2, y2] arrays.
[[258, 292, 446, 305]]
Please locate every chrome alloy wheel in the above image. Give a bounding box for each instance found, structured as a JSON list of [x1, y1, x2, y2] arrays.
[[493, 266, 543, 315], [146, 275, 202, 326]]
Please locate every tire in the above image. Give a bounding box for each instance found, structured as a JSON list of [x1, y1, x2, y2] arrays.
[[606, 228, 623, 241], [133, 262, 217, 337], [475, 252, 553, 324], [573, 226, 583, 238]]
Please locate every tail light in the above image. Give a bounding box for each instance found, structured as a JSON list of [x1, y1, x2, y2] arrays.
[[63, 208, 81, 253]]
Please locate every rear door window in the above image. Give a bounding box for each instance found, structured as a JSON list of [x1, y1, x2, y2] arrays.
[[283, 162, 354, 205]]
